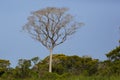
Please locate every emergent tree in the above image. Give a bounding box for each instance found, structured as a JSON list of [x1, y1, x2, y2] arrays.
[[23, 7, 83, 72]]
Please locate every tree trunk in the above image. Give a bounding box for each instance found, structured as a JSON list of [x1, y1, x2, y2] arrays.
[[49, 48, 53, 72]]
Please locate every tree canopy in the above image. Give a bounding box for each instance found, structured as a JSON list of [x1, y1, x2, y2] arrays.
[[23, 7, 83, 50]]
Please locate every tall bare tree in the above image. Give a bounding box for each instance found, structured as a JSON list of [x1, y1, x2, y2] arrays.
[[23, 7, 83, 72]]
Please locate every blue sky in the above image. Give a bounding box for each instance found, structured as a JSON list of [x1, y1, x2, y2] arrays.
[[0, 0, 120, 67]]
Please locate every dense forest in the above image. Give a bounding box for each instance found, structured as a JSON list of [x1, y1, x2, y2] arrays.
[[0, 46, 120, 80]]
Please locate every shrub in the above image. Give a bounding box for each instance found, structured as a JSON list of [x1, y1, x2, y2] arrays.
[[40, 72, 60, 80]]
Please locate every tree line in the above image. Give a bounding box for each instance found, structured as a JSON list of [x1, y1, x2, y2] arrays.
[[0, 46, 120, 79]]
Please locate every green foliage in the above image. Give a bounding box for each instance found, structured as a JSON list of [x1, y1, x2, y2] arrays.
[[39, 72, 60, 80], [0, 48, 120, 80], [38, 54, 99, 76], [106, 46, 120, 61], [0, 59, 10, 76], [99, 46, 120, 76], [14, 59, 31, 78], [31, 56, 40, 65], [96, 46, 120, 76]]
